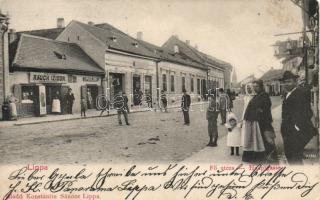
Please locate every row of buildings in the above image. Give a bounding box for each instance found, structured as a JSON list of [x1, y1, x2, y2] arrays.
[[0, 15, 233, 118]]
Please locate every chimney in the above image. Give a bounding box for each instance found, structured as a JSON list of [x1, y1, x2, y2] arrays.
[[88, 21, 94, 26], [137, 31, 143, 40], [8, 29, 16, 44], [186, 40, 190, 45], [174, 45, 179, 53], [195, 44, 198, 50], [57, 18, 65, 28]]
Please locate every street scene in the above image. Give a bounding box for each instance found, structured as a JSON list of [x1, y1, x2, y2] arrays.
[[0, 0, 319, 167], [0, 96, 283, 164]]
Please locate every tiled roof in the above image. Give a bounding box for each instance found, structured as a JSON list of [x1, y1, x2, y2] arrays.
[[260, 69, 283, 81], [137, 39, 204, 69], [18, 28, 65, 40], [162, 36, 232, 70], [73, 21, 159, 59], [12, 34, 104, 75]]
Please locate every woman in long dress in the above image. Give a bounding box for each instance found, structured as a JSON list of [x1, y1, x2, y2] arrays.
[[241, 80, 275, 163]]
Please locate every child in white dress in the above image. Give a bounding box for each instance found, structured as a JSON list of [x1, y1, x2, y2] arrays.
[[226, 113, 241, 156]]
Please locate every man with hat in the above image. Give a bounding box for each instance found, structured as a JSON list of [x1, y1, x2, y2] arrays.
[[280, 71, 317, 165], [181, 88, 191, 125], [66, 88, 75, 114]]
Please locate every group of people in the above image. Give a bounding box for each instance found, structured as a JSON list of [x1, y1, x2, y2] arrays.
[[52, 88, 75, 114], [205, 70, 318, 165]]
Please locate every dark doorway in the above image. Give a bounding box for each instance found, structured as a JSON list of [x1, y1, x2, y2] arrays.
[[110, 73, 124, 99], [87, 85, 99, 109], [133, 75, 141, 105], [45, 85, 61, 114]]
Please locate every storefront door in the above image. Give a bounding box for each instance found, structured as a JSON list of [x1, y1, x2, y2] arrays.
[[133, 75, 141, 105], [145, 76, 152, 106], [110, 73, 124, 100], [45, 85, 61, 114]]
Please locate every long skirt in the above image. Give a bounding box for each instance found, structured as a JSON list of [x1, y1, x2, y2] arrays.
[[9, 103, 18, 120], [241, 120, 265, 152], [52, 99, 61, 113], [241, 120, 266, 163]]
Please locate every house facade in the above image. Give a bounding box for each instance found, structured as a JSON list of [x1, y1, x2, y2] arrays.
[[9, 34, 104, 116], [56, 21, 159, 107]]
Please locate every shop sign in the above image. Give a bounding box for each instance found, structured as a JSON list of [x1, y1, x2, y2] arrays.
[[83, 76, 100, 82], [30, 72, 67, 83]]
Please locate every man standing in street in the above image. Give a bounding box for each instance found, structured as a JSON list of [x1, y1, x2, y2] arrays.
[[218, 88, 230, 125], [280, 71, 318, 165], [181, 88, 191, 125], [66, 88, 75, 114], [114, 91, 130, 125]]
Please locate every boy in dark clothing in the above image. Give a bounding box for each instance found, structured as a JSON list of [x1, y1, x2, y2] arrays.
[[114, 91, 130, 125]]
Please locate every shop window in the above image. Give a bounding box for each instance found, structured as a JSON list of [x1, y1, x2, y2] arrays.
[[197, 79, 200, 94], [191, 77, 194, 92], [21, 86, 35, 103], [182, 77, 186, 91], [162, 74, 167, 91], [170, 75, 175, 92]]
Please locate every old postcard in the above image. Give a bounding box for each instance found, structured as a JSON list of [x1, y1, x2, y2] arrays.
[[0, 0, 319, 199]]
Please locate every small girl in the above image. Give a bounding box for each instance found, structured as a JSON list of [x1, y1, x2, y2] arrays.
[[81, 97, 87, 117], [226, 113, 241, 156]]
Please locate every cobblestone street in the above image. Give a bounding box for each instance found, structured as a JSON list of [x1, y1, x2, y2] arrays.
[[0, 97, 282, 165]]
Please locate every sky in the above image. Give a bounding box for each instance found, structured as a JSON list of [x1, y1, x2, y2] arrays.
[[0, 0, 304, 81]]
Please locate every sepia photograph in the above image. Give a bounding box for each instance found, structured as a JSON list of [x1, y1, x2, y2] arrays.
[[0, 0, 319, 199]]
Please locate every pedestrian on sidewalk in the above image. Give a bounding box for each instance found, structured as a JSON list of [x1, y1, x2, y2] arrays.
[[206, 96, 219, 147], [280, 71, 318, 165], [66, 88, 75, 114], [181, 88, 191, 125], [52, 91, 61, 114], [218, 88, 230, 125], [114, 91, 130, 125], [225, 113, 241, 156], [99, 95, 110, 116], [80, 97, 87, 117], [241, 80, 276, 164], [160, 90, 168, 113]]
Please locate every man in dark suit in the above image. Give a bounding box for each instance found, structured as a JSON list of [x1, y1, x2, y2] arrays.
[[66, 88, 75, 114], [181, 88, 191, 125], [280, 71, 317, 165]]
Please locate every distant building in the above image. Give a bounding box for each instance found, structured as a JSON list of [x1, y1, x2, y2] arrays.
[[231, 67, 238, 88], [260, 68, 284, 96], [162, 35, 233, 93]]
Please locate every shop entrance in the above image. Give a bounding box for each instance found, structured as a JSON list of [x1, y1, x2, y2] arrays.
[[110, 73, 124, 99], [45, 84, 69, 114], [87, 85, 99, 109], [81, 85, 102, 110], [133, 75, 141, 105], [144, 76, 152, 107]]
